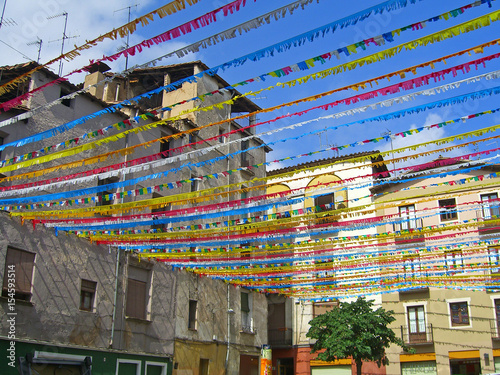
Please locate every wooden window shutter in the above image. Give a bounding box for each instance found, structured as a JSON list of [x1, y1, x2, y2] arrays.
[[3, 247, 35, 295], [81, 279, 96, 293], [241, 292, 250, 313], [126, 278, 147, 320]]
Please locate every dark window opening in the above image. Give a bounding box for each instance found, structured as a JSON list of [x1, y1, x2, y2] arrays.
[[160, 137, 170, 159], [439, 198, 457, 221], [97, 177, 119, 206], [2, 247, 35, 301], [482, 193, 500, 219], [60, 88, 73, 107], [80, 279, 97, 311], [189, 299, 197, 329], [126, 266, 150, 320]]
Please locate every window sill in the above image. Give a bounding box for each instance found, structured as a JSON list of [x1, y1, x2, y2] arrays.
[[188, 328, 197, 332], [450, 324, 472, 329], [0, 296, 34, 306], [240, 330, 256, 335], [125, 316, 152, 323], [79, 308, 97, 314]]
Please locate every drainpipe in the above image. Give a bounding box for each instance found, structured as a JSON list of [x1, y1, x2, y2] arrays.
[[109, 109, 132, 348], [225, 283, 231, 374], [109, 247, 120, 348]]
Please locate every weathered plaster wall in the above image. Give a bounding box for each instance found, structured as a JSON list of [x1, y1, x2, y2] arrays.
[[0, 211, 177, 357]]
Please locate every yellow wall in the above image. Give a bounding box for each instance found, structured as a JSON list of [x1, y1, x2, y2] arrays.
[[304, 174, 346, 210], [173, 340, 227, 375]]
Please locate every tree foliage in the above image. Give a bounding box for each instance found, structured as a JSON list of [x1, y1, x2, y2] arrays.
[[306, 297, 412, 373]]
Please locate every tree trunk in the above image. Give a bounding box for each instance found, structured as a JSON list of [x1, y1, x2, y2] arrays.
[[356, 359, 362, 375]]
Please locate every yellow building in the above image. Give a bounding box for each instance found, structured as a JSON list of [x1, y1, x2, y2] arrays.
[[373, 160, 500, 375]]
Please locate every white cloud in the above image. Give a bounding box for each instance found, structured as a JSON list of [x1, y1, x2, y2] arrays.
[[0, 0, 201, 85], [378, 113, 472, 173]]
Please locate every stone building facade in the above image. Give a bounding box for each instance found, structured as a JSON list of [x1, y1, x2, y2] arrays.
[[0, 61, 270, 375]]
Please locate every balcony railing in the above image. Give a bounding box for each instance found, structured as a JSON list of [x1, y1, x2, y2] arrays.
[[490, 320, 500, 340], [268, 327, 293, 347], [241, 324, 255, 334], [477, 210, 500, 234], [393, 218, 424, 232], [241, 152, 255, 168], [401, 324, 433, 345]]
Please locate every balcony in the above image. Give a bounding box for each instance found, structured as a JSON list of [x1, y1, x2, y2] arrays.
[[393, 218, 425, 244], [232, 114, 255, 134], [477, 210, 500, 235], [401, 324, 433, 345], [268, 328, 293, 347], [490, 321, 500, 340], [241, 152, 255, 167]]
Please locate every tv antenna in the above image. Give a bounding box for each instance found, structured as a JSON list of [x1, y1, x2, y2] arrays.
[[381, 129, 396, 177], [0, 18, 16, 27], [114, 4, 139, 71], [0, 0, 8, 30], [47, 12, 72, 76], [318, 127, 338, 157], [27, 38, 43, 63]]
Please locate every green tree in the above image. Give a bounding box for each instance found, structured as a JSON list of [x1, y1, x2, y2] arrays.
[[306, 297, 413, 375]]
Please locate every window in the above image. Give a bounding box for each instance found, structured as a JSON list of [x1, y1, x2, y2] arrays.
[[97, 177, 119, 206], [445, 250, 463, 274], [241, 291, 253, 332], [439, 198, 457, 221], [80, 279, 97, 311], [449, 301, 470, 327], [199, 359, 209, 375], [481, 193, 500, 219], [407, 305, 427, 343], [495, 299, 500, 336], [241, 140, 253, 167], [117, 359, 141, 375], [190, 174, 198, 192], [313, 301, 338, 318], [145, 362, 167, 375], [2, 247, 35, 301], [489, 246, 500, 274], [151, 194, 170, 231], [60, 88, 73, 107], [126, 266, 151, 320], [159, 135, 170, 159], [315, 193, 335, 211], [188, 299, 197, 330], [403, 254, 421, 279], [219, 127, 226, 143], [399, 205, 417, 230]]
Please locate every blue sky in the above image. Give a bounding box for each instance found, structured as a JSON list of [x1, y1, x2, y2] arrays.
[[2, 0, 500, 172]]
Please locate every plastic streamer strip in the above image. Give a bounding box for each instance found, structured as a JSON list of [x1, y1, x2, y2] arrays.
[[0, 0, 318, 112], [0, 0, 493, 134], [3, 73, 500, 213], [2, 49, 499, 174], [0, 0, 485, 143], [89, 198, 497, 248], [4, 104, 500, 216], [2, 61, 500, 193], [0, 0, 203, 96], [34, 151, 500, 239], [0, 0, 421, 118], [2, 106, 496, 202], [54, 167, 497, 244], [155, 239, 497, 269], [6, 90, 497, 220], [11, 147, 498, 229]]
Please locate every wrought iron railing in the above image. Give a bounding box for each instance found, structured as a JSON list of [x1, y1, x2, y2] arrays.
[[401, 324, 433, 345], [268, 327, 293, 347]]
